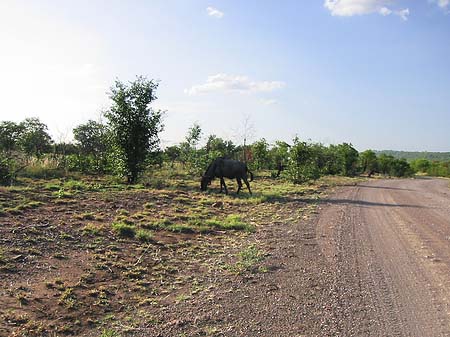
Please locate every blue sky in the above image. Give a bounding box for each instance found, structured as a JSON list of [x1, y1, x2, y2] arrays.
[[0, 0, 449, 151]]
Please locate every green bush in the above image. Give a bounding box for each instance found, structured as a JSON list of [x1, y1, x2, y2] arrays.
[[136, 229, 153, 241], [0, 156, 13, 185], [112, 222, 136, 237]]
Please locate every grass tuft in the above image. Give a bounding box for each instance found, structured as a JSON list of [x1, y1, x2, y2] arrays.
[[112, 222, 136, 237], [205, 214, 255, 232], [136, 229, 153, 242]]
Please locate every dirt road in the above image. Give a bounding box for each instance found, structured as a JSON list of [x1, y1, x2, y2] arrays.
[[180, 178, 450, 337], [317, 178, 450, 336]]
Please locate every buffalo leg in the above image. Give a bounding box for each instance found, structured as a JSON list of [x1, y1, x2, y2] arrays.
[[220, 177, 228, 194], [236, 178, 243, 194], [243, 177, 252, 194]]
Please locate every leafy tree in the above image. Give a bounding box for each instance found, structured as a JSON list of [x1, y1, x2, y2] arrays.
[[179, 123, 203, 170], [164, 145, 181, 167], [410, 158, 431, 173], [0, 121, 24, 154], [359, 150, 378, 177], [73, 120, 109, 173], [73, 120, 108, 156], [269, 141, 290, 177], [105, 76, 164, 183], [251, 138, 270, 170], [0, 154, 14, 185], [389, 158, 413, 177], [18, 118, 52, 157], [204, 135, 236, 158], [287, 137, 320, 183], [185, 123, 202, 148], [335, 143, 359, 176], [377, 154, 395, 176]]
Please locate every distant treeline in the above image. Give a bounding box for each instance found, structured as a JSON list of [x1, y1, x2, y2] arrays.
[[375, 150, 450, 162], [0, 76, 448, 185]]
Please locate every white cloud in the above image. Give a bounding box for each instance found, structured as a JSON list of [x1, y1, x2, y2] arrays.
[[379, 6, 392, 16], [396, 8, 409, 20], [206, 7, 224, 18], [185, 74, 285, 96], [324, 0, 409, 20]]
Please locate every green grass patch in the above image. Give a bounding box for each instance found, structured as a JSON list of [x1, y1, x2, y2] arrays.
[[100, 329, 121, 337], [143, 202, 153, 210], [58, 288, 77, 308], [0, 248, 5, 264], [44, 183, 61, 191], [136, 229, 153, 242], [112, 222, 136, 237], [117, 209, 129, 216], [82, 223, 102, 236], [166, 224, 196, 233], [75, 212, 96, 220], [204, 214, 255, 232], [228, 244, 266, 274], [52, 188, 73, 199], [141, 218, 173, 230]]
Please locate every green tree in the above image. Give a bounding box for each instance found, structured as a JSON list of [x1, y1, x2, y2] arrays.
[[251, 138, 270, 170], [359, 150, 378, 177], [0, 121, 24, 154], [179, 123, 207, 174], [179, 123, 202, 164], [18, 118, 52, 157], [164, 145, 181, 167], [204, 135, 236, 158], [378, 154, 395, 176], [73, 120, 109, 173], [105, 76, 164, 183], [286, 137, 320, 183], [73, 120, 107, 156], [269, 141, 290, 177], [390, 158, 413, 177], [410, 158, 431, 173], [335, 143, 359, 176]]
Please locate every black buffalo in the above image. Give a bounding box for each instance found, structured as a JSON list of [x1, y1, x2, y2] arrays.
[[200, 158, 253, 194]]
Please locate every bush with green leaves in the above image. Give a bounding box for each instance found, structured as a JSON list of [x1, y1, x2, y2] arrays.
[[251, 138, 270, 170], [105, 76, 164, 184], [18, 118, 53, 157], [286, 137, 321, 184], [410, 158, 431, 173], [359, 150, 378, 176], [73, 120, 109, 173], [0, 155, 13, 185]]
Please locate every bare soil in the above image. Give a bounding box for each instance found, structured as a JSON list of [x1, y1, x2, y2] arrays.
[[146, 177, 450, 336], [2, 176, 450, 336]]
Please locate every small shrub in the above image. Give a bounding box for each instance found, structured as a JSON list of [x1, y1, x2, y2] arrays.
[[100, 329, 120, 337], [75, 212, 96, 220], [44, 183, 61, 191], [112, 222, 136, 237], [63, 180, 88, 191], [143, 202, 153, 209], [136, 229, 153, 242], [230, 245, 266, 274], [82, 223, 101, 236], [52, 188, 73, 198]]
